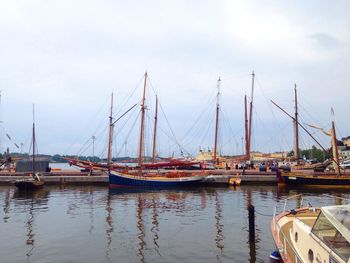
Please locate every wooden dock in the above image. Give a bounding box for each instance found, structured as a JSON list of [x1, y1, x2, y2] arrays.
[[0, 169, 278, 185]]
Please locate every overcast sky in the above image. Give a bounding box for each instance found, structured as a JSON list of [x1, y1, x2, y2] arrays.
[[0, 0, 349, 158]]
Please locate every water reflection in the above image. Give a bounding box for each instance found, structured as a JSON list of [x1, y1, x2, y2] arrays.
[[151, 194, 160, 256], [1, 185, 349, 263], [136, 196, 146, 263], [214, 191, 224, 259], [12, 189, 49, 263], [3, 188, 11, 222], [243, 188, 257, 263], [105, 193, 113, 263]]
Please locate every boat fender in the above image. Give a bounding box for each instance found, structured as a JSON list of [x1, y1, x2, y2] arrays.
[[269, 251, 281, 263]]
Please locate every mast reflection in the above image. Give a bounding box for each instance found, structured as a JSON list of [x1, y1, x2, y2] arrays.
[[151, 194, 160, 256], [3, 188, 11, 222], [245, 187, 256, 263], [214, 191, 224, 256], [13, 188, 49, 263], [105, 192, 113, 263], [136, 195, 146, 263]]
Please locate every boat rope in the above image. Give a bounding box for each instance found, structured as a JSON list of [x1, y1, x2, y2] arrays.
[[158, 98, 191, 157], [220, 107, 241, 154], [195, 112, 215, 153], [115, 111, 140, 158], [181, 95, 216, 145], [64, 95, 110, 155], [114, 75, 144, 118]]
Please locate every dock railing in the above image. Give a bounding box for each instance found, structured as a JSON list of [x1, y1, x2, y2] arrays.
[[273, 194, 350, 220]]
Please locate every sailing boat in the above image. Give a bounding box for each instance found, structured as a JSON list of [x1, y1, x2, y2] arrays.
[[272, 99, 350, 185], [67, 96, 199, 172], [14, 105, 44, 190], [109, 72, 204, 188]]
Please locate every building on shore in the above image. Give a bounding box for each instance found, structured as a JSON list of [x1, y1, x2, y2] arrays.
[[337, 137, 350, 160]]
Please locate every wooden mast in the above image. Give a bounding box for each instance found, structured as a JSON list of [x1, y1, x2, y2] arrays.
[[293, 85, 300, 165], [107, 93, 114, 167], [32, 104, 35, 175], [248, 71, 255, 162], [213, 77, 221, 163], [244, 95, 249, 160], [138, 71, 148, 175], [271, 100, 342, 172], [152, 96, 158, 163], [331, 108, 341, 175]]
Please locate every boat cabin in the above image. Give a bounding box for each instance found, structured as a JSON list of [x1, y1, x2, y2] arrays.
[[311, 205, 350, 263], [16, 158, 50, 173], [272, 204, 350, 263]]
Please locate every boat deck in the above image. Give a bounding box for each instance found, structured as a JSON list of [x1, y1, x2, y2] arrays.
[[277, 209, 319, 263]]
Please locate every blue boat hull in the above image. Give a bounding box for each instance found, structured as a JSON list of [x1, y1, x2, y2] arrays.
[[109, 170, 203, 188]]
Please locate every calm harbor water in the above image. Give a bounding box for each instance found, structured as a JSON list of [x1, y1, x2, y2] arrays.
[[1, 185, 349, 263]]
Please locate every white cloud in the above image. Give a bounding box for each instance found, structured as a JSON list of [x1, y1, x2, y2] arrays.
[[0, 0, 349, 155]]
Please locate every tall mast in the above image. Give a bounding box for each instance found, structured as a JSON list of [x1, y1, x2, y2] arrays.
[[293, 84, 300, 164], [331, 109, 341, 175], [244, 95, 249, 160], [213, 77, 221, 163], [107, 93, 114, 167], [271, 100, 342, 173], [138, 71, 148, 174], [32, 104, 35, 174], [248, 71, 255, 161], [152, 96, 158, 163]]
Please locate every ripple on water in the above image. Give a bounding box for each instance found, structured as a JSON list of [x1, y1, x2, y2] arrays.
[[0, 185, 349, 263]]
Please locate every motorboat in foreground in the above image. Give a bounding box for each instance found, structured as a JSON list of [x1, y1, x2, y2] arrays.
[[271, 195, 350, 263]]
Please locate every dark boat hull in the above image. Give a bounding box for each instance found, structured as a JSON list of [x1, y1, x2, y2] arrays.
[[14, 180, 44, 190], [109, 170, 203, 188], [282, 174, 350, 186]]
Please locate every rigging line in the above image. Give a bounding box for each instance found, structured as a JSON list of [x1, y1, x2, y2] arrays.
[[77, 123, 109, 157], [298, 102, 328, 128], [146, 76, 159, 98], [76, 137, 95, 157], [181, 98, 217, 148], [144, 110, 188, 156], [220, 107, 241, 144], [255, 76, 291, 150], [196, 113, 215, 153], [157, 99, 190, 156], [258, 122, 290, 150], [298, 115, 329, 147], [78, 109, 112, 154], [113, 105, 139, 138], [255, 76, 272, 106], [115, 111, 141, 158], [64, 95, 110, 155], [183, 110, 214, 151], [254, 108, 288, 151], [114, 75, 144, 117], [181, 95, 217, 143], [74, 102, 139, 157], [219, 110, 237, 155], [182, 105, 214, 148], [112, 103, 138, 126]]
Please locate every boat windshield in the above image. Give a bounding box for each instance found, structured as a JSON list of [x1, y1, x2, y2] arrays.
[[311, 205, 350, 262]]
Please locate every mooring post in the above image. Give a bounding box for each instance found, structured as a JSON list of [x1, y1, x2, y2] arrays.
[[248, 204, 255, 242]]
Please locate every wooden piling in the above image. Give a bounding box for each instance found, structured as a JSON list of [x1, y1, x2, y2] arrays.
[[248, 204, 255, 242]]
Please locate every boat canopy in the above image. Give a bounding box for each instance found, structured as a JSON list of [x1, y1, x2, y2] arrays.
[[321, 204, 350, 243]]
